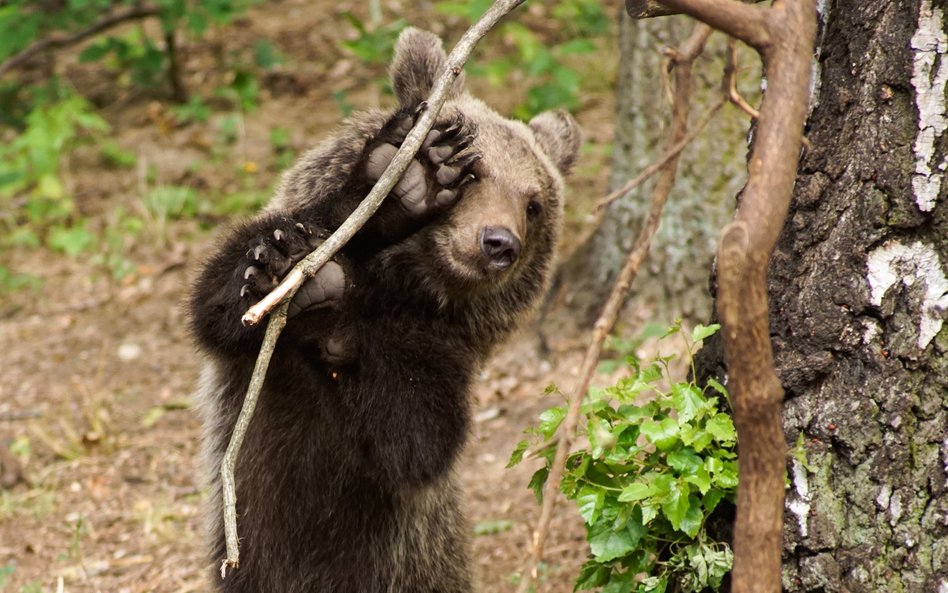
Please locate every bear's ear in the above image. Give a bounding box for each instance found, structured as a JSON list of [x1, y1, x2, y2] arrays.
[[390, 27, 466, 109], [529, 110, 582, 175]]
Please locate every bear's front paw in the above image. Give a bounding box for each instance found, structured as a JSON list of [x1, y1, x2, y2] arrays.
[[238, 219, 346, 318], [366, 112, 480, 218]]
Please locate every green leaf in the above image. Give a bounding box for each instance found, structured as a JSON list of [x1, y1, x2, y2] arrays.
[[640, 500, 659, 525], [601, 571, 636, 593], [618, 481, 652, 502], [588, 515, 642, 562], [507, 439, 529, 468], [576, 486, 604, 525], [691, 323, 720, 343], [574, 560, 609, 591], [683, 465, 712, 495], [706, 413, 737, 444], [79, 40, 113, 63], [660, 479, 690, 530], [705, 377, 728, 397], [667, 448, 702, 475], [537, 405, 566, 440], [677, 422, 713, 452], [528, 467, 548, 503], [640, 418, 678, 450], [678, 496, 704, 538], [556, 39, 597, 55], [252, 39, 282, 69], [597, 359, 619, 374], [711, 460, 739, 489], [671, 383, 706, 424], [703, 488, 726, 513], [641, 575, 668, 593]]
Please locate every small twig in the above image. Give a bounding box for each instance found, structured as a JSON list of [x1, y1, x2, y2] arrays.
[[0, 6, 161, 77], [218, 0, 526, 575], [220, 302, 287, 577], [597, 98, 724, 210], [724, 37, 760, 119], [515, 23, 711, 593]]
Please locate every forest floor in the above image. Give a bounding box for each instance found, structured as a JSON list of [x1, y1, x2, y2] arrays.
[[0, 1, 654, 591]]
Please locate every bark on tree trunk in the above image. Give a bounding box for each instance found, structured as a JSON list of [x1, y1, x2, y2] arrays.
[[704, 1, 948, 590], [553, 9, 758, 328]]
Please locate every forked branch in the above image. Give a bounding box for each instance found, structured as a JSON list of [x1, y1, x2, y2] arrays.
[[648, 2, 817, 593]]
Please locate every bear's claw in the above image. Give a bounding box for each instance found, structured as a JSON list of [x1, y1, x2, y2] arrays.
[[237, 218, 345, 318]]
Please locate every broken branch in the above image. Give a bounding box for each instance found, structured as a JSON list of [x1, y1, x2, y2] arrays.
[[218, 0, 526, 575]]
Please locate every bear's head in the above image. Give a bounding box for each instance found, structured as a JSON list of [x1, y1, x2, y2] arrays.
[[388, 28, 581, 303]]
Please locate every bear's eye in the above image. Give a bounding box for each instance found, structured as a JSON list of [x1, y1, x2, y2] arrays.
[[526, 200, 543, 219]]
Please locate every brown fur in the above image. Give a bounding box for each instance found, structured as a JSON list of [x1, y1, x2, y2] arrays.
[[190, 28, 580, 593]]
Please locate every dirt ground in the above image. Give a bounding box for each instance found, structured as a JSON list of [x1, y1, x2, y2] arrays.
[[0, 1, 620, 591]]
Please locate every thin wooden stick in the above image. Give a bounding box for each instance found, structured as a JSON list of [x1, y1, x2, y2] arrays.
[[217, 0, 526, 575], [515, 23, 711, 593]]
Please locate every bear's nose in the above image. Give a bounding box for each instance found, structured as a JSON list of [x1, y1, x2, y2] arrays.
[[480, 227, 521, 270]]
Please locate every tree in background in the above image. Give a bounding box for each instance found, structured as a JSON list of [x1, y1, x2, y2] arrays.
[[553, 9, 758, 328]]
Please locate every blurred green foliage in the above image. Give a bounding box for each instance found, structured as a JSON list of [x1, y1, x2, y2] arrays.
[[439, 0, 609, 119], [337, 0, 611, 119], [0, 0, 612, 291], [0, 0, 264, 276]]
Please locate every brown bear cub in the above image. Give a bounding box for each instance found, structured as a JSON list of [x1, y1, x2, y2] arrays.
[[190, 27, 580, 593]]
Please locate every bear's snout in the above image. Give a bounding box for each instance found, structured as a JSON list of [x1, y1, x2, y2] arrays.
[[479, 226, 521, 271]]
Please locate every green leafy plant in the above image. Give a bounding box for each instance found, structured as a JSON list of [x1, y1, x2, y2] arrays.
[[0, 91, 108, 248], [510, 323, 737, 593]]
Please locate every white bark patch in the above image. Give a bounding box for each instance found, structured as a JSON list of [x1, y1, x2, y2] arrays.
[[889, 490, 903, 526], [911, 0, 948, 212], [867, 240, 948, 349], [787, 458, 811, 538]]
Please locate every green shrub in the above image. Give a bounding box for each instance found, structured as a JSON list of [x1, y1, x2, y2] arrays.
[[510, 323, 737, 593]]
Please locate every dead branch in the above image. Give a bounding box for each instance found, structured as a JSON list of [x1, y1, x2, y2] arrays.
[[515, 22, 712, 593], [597, 97, 724, 210], [650, 2, 817, 592], [0, 6, 161, 77], [218, 0, 526, 575]]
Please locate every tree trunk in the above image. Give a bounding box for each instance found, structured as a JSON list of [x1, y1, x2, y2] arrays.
[[719, 1, 948, 590], [553, 9, 757, 328]]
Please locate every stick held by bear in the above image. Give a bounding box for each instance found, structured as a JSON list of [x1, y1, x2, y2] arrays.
[[190, 27, 580, 593]]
